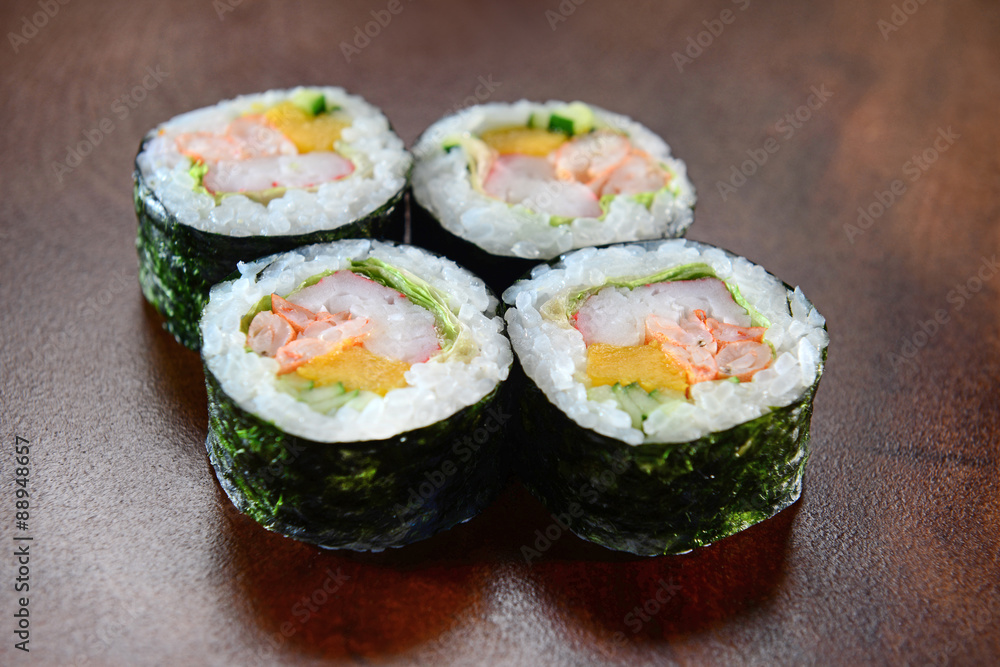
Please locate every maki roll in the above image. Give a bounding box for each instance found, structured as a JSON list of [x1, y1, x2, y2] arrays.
[[200, 239, 512, 551], [411, 100, 696, 291], [503, 240, 829, 555], [135, 87, 412, 349]]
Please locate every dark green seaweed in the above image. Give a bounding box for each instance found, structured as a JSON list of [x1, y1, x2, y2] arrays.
[[134, 135, 407, 349], [515, 357, 823, 556], [205, 369, 511, 551]]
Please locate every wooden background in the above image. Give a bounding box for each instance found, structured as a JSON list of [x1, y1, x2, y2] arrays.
[[2, 0, 998, 664]]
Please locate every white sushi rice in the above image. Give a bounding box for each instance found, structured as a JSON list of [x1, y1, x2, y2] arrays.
[[201, 240, 512, 443], [136, 87, 411, 236], [503, 240, 829, 445], [411, 100, 696, 260]]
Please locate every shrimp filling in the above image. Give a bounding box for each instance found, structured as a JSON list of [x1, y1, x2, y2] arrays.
[[477, 127, 671, 220], [245, 270, 442, 408], [176, 97, 355, 200], [573, 277, 773, 421]]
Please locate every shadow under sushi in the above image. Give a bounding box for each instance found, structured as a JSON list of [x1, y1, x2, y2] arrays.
[[140, 298, 208, 428], [214, 475, 531, 662], [212, 463, 795, 661], [516, 495, 799, 644]]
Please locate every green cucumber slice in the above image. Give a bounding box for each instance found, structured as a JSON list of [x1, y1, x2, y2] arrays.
[[548, 102, 596, 136], [612, 383, 644, 429], [547, 114, 575, 135], [309, 389, 363, 415], [625, 383, 661, 419], [298, 382, 346, 403], [277, 373, 314, 393], [586, 385, 617, 403], [291, 90, 326, 116], [527, 111, 548, 130]]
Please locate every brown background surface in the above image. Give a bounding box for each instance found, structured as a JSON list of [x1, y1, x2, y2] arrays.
[[2, 0, 999, 664]]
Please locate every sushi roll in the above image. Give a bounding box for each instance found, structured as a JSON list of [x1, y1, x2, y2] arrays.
[[411, 100, 696, 291], [503, 240, 829, 556], [201, 239, 512, 551], [135, 87, 412, 349]]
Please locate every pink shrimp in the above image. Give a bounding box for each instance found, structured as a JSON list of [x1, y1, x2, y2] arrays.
[[551, 130, 670, 197], [659, 341, 720, 385], [176, 114, 352, 196], [482, 128, 672, 215], [246, 311, 295, 358], [175, 132, 244, 163], [201, 153, 354, 195], [646, 313, 717, 354], [255, 295, 376, 373], [301, 314, 373, 344], [551, 130, 632, 187], [704, 316, 767, 344], [176, 115, 295, 164], [224, 115, 296, 158], [646, 314, 720, 384], [274, 338, 340, 374], [646, 309, 772, 385], [482, 154, 602, 219], [715, 341, 772, 382], [270, 294, 317, 333], [596, 152, 669, 196], [273, 315, 373, 373]]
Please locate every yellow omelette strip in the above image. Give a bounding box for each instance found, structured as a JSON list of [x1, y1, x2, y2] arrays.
[[586, 342, 689, 394], [480, 126, 568, 156], [264, 101, 349, 153], [296, 346, 409, 396]]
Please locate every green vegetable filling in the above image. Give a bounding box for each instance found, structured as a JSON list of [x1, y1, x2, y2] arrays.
[[275, 375, 377, 414], [588, 382, 685, 430]]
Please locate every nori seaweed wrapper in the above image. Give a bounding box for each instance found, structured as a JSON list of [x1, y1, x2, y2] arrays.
[[134, 138, 406, 350], [204, 368, 512, 551], [514, 351, 825, 556]]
